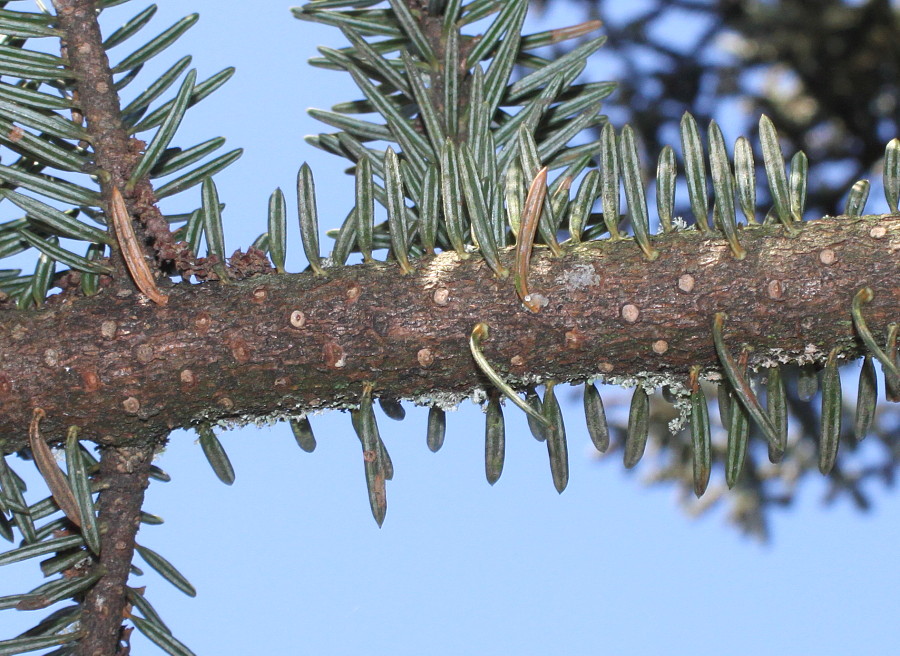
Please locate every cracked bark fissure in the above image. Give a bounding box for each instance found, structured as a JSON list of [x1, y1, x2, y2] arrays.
[[1, 214, 897, 453]]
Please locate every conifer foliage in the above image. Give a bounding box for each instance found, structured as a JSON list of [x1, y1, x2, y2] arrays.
[[0, 0, 896, 653]]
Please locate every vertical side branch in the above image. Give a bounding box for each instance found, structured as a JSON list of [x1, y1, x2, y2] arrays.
[[78, 446, 153, 656], [48, 6, 168, 648], [53, 0, 176, 275]]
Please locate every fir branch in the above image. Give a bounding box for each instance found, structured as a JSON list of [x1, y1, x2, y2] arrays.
[[0, 214, 895, 452], [77, 445, 153, 656], [54, 0, 175, 277]]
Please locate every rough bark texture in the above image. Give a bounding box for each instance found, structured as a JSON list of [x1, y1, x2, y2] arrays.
[[21, 3, 892, 655], [54, 0, 175, 275], [48, 6, 174, 654], [1, 214, 896, 453], [77, 446, 152, 656]]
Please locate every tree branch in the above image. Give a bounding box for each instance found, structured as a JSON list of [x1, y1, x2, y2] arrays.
[[1, 215, 896, 452], [54, 0, 176, 275], [77, 446, 152, 656]]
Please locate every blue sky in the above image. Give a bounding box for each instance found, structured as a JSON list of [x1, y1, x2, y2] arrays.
[[2, 2, 900, 654]]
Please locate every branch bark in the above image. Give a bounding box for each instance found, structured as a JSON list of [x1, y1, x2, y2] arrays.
[[12, 3, 891, 655], [54, 0, 177, 278], [77, 446, 152, 656], [1, 215, 896, 452], [42, 7, 184, 654]]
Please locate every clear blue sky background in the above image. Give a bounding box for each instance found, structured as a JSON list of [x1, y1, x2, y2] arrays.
[[3, 2, 900, 654]]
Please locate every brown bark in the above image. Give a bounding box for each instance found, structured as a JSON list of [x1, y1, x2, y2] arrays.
[[27, 3, 893, 655], [54, 0, 177, 277], [77, 446, 153, 656], [44, 6, 186, 654], [1, 214, 896, 453]]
